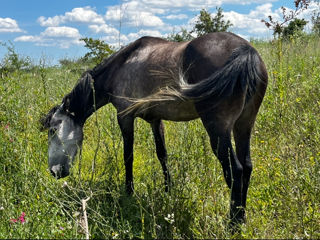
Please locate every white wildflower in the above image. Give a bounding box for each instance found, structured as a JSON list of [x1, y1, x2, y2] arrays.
[[164, 213, 175, 224]]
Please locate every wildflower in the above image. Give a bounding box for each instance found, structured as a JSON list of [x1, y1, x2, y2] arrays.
[[112, 232, 119, 239], [10, 218, 18, 224], [164, 213, 175, 224], [62, 181, 68, 188], [10, 212, 26, 224], [19, 212, 26, 224], [4, 124, 9, 130], [0, 206, 4, 210]]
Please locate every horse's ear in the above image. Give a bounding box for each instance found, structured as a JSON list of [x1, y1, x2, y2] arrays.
[[62, 97, 70, 111], [39, 105, 59, 131]]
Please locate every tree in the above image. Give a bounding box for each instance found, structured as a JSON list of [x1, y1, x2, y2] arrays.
[[282, 18, 308, 38], [167, 28, 194, 42], [261, 0, 311, 38], [311, 10, 320, 35], [0, 41, 31, 76], [80, 37, 115, 64], [192, 8, 232, 37]]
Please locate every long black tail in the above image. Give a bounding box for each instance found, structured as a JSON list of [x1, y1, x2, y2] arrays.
[[123, 45, 264, 115], [181, 44, 263, 104]]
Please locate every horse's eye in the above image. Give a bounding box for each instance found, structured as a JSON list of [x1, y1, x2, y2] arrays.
[[49, 128, 57, 136]]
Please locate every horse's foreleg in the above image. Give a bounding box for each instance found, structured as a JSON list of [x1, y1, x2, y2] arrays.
[[200, 115, 245, 226], [118, 116, 134, 194], [151, 120, 170, 192]]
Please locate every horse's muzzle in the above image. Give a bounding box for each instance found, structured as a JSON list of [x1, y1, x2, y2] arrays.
[[50, 164, 69, 179]]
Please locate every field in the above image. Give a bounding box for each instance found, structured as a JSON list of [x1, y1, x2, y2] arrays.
[[0, 36, 319, 238]]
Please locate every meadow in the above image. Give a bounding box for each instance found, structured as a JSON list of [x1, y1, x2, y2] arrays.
[[0, 35, 319, 238]]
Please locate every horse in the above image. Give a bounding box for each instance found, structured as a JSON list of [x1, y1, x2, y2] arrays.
[[40, 32, 268, 226]]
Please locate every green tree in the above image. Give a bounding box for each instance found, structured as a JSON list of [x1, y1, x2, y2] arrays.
[[80, 37, 115, 64], [311, 11, 320, 35], [167, 28, 194, 42], [282, 18, 308, 38], [192, 8, 232, 37], [0, 41, 31, 76], [261, 0, 311, 38]]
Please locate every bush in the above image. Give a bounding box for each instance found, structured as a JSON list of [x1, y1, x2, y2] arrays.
[[0, 42, 32, 77]]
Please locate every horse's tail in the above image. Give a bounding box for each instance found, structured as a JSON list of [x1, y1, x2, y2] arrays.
[[123, 44, 265, 115], [181, 44, 264, 105]]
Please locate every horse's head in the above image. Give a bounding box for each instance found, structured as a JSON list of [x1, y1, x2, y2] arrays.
[[40, 103, 83, 179]]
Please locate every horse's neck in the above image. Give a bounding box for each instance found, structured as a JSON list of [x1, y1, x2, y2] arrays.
[[65, 41, 141, 123], [65, 72, 109, 123]]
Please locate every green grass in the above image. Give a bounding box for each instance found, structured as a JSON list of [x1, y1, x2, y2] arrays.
[[0, 35, 319, 238]]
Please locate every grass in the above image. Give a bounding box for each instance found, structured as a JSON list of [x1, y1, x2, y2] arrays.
[[0, 35, 319, 238]]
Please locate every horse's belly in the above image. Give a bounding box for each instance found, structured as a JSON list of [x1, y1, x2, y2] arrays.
[[139, 101, 199, 122]]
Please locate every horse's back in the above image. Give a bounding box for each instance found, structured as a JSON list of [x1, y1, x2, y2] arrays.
[[110, 33, 267, 121]]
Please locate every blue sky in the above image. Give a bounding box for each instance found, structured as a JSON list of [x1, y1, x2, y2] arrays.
[[0, 0, 318, 64]]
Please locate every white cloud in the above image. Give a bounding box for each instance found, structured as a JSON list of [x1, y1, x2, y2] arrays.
[[14, 35, 41, 42], [38, 16, 62, 27], [165, 14, 188, 20], [105, 1, 165, 27], [224, 2, 319, 37], [65, 7, 105, 24], [89, 24, 119, 35], [38, 6, 105, 27], [0, 17, 23, 33], [42, 26, 81, 38], [101, 34, 129, 46], [13, 0, 314, 51], [127, 29, 163, 41], [202, 3, 278, 37], [139, 0, 277, 9], [14, 26, 82, 48]]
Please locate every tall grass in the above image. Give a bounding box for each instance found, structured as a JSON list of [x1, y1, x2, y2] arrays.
[[0, 36, 319, 238]]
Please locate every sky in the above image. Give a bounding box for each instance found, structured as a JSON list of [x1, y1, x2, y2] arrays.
[[0, 0, 318, 64]]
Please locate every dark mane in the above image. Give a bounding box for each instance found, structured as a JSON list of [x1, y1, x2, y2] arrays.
[[40, 105, 59, 130], [59, 38, 145, 123]]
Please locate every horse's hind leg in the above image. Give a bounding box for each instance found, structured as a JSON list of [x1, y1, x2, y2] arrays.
[[233, 101, 262, 215], [151, 120, 170, 192], [199, 112, 244, 224], [118, 115, 135, 194]]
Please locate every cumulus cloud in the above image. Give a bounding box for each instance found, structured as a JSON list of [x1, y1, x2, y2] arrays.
[[127, 29, 163, 41], [224, 2, 319, 37], [105, 1, 165, 27], [224, 4, 277, 35], [139, 0, 277, 9], [15, 26, 82, 48], [38, 6, 105, 27], [42, 26, 81, 38], [13, 0, 312, 50], [0, 17, 23, 33], [165, 14, 188, 20], [89, 24, 119, 35], [38, 16, 62, 27]]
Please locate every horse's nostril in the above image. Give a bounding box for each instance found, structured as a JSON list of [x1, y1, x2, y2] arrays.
[[50, 165, 62, 179]]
